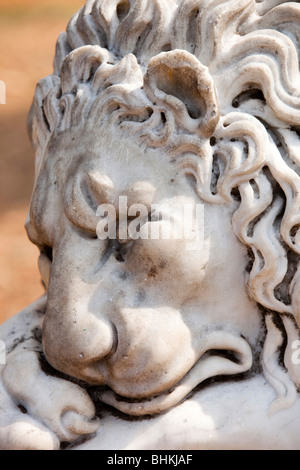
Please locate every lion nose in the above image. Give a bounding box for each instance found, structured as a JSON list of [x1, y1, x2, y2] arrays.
[[79, 318, 117, 364], [79, 320, 118, 384], [42, 314, 117, 384]]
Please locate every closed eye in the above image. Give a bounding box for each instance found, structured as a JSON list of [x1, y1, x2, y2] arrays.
[[65, 169, 114, 235]]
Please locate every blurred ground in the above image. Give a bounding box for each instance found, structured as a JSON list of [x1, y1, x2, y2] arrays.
[[0, 0, 83, 323]]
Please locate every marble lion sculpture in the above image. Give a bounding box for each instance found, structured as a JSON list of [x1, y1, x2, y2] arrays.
[[1, 0, 300, 450]]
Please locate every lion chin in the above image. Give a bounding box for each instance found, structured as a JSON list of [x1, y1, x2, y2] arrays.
[[45, 329, 253, 417]]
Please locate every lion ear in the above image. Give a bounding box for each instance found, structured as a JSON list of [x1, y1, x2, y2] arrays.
[[144, 50, 219, 138]]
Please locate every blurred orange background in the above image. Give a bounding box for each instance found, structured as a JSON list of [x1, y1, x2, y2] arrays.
[[0, 0, 83, 323]]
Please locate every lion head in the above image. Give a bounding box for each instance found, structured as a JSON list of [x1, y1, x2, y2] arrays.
[[26, 0, 300, 415]]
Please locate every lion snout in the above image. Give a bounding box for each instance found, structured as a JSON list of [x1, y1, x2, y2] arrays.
[[42, 311, 117, 385]]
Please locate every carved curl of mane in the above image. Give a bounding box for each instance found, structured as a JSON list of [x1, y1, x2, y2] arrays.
[[28, 0, 300, 409]]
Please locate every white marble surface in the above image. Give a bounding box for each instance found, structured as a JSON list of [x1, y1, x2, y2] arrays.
[[1, 300, 300, 450]]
